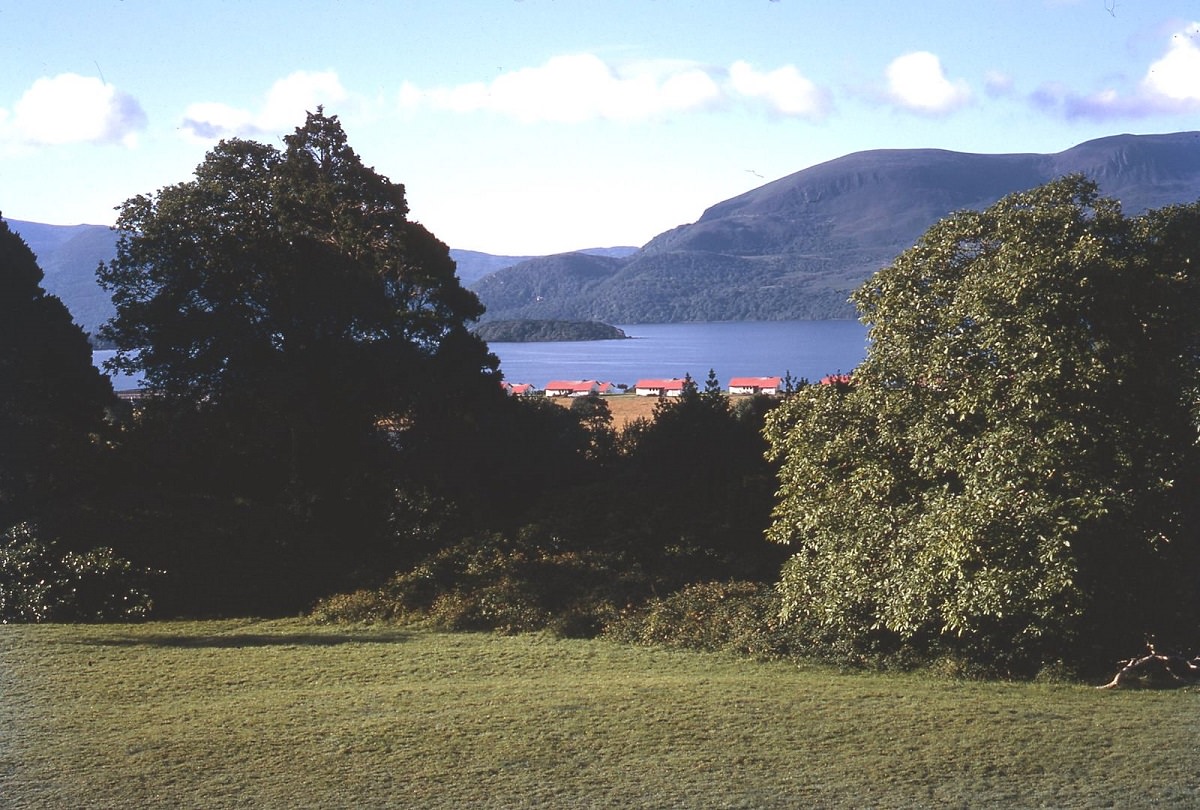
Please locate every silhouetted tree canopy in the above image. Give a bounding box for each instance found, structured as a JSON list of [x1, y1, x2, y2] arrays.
[[98, 111, 498, 530], [1, 216, 114, 529]]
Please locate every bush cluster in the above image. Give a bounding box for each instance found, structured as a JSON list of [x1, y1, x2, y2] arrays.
[[315, 560, 819, 664], [0, 522, 156, 623], [602, 581, 805, 659], [312, 532, 651, 637]]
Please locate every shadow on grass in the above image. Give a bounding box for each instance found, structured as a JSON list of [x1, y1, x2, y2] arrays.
[[81, 631, 413, 649]]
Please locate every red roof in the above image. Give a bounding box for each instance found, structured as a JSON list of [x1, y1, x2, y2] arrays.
[[729, 376, 781, 388], [545, 380, 600, 392], [634, 378, 686, 391], [819, 373, 853, 385]]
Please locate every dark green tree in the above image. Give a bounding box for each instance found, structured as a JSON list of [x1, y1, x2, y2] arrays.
[[616, 370, 783, 581], [764, 177, 1200, 673], [570, 393, 617, 463], [98, 111, 499, 555], [1, 216, 114, 530], [703, 368, 723, 400], [780, 370, 804, 396], [408, 393, 596, 534]]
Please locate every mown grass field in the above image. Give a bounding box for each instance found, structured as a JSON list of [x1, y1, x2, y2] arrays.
[[3, 619, 1198, 809]]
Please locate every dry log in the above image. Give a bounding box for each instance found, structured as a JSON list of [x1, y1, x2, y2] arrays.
[[1097, 644, 1200, 690]]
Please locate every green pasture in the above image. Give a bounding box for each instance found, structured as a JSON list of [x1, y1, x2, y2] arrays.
[[2, 619, 1197, 808]]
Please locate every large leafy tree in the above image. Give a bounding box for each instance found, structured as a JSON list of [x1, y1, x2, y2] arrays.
[[1, 216, 114, 530], [99, 111, 499, 522], [764, 177, 1200, 673], [612, 373, 785, 581]]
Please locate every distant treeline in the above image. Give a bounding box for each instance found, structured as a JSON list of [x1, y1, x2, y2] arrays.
[[473, 319, 629, 342]]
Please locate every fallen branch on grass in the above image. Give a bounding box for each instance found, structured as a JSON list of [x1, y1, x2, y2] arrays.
[[1097, 645, 1200, 690]]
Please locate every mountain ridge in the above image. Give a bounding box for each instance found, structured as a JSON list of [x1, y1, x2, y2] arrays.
[[473, 131, 1200, 322]]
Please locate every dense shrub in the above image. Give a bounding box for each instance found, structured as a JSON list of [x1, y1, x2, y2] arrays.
[[603, 581, 804, 660], [312, 531, 650, 637], [0, 522, 156, 623]]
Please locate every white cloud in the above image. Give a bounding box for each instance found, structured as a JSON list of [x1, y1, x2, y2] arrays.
[[728, 61, 829, 118], [399, 54, 827, 123], [885, 51, 971, 114], [657, 63, 726, 113], [402, 54, 721, 123], [1140, 22, 1200, 103], [181, 70, 348, 141], [259, 71, 350, 130], [485, 54, 637, 123], [5, 73, 146, 147]]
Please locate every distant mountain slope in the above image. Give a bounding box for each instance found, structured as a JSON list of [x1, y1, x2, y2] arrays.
[[8, 220, 118, 335], [451, 245, 636, 286], [451, 249, 538, 286], [474, 131, 1200, 322], [465, 252, 625, 315], [3, 215, 634, 336]]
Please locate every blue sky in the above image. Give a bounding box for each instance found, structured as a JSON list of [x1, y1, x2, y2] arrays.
[[2, 0, 1198, 255]]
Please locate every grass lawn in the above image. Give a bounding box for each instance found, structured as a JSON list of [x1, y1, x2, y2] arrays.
[[2, 619, 1198, 808]]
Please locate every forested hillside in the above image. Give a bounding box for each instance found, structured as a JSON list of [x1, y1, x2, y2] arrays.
[[9, 220, 119, 337]]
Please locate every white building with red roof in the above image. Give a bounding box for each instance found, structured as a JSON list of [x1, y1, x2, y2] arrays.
[[728, 376, 782, 395], [633, 378, 687, 397], [544, 380, 608, 397]]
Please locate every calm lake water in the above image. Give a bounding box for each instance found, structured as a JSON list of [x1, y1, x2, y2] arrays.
[[490, 320, 869, 387], [93, 320, 870, 392]]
